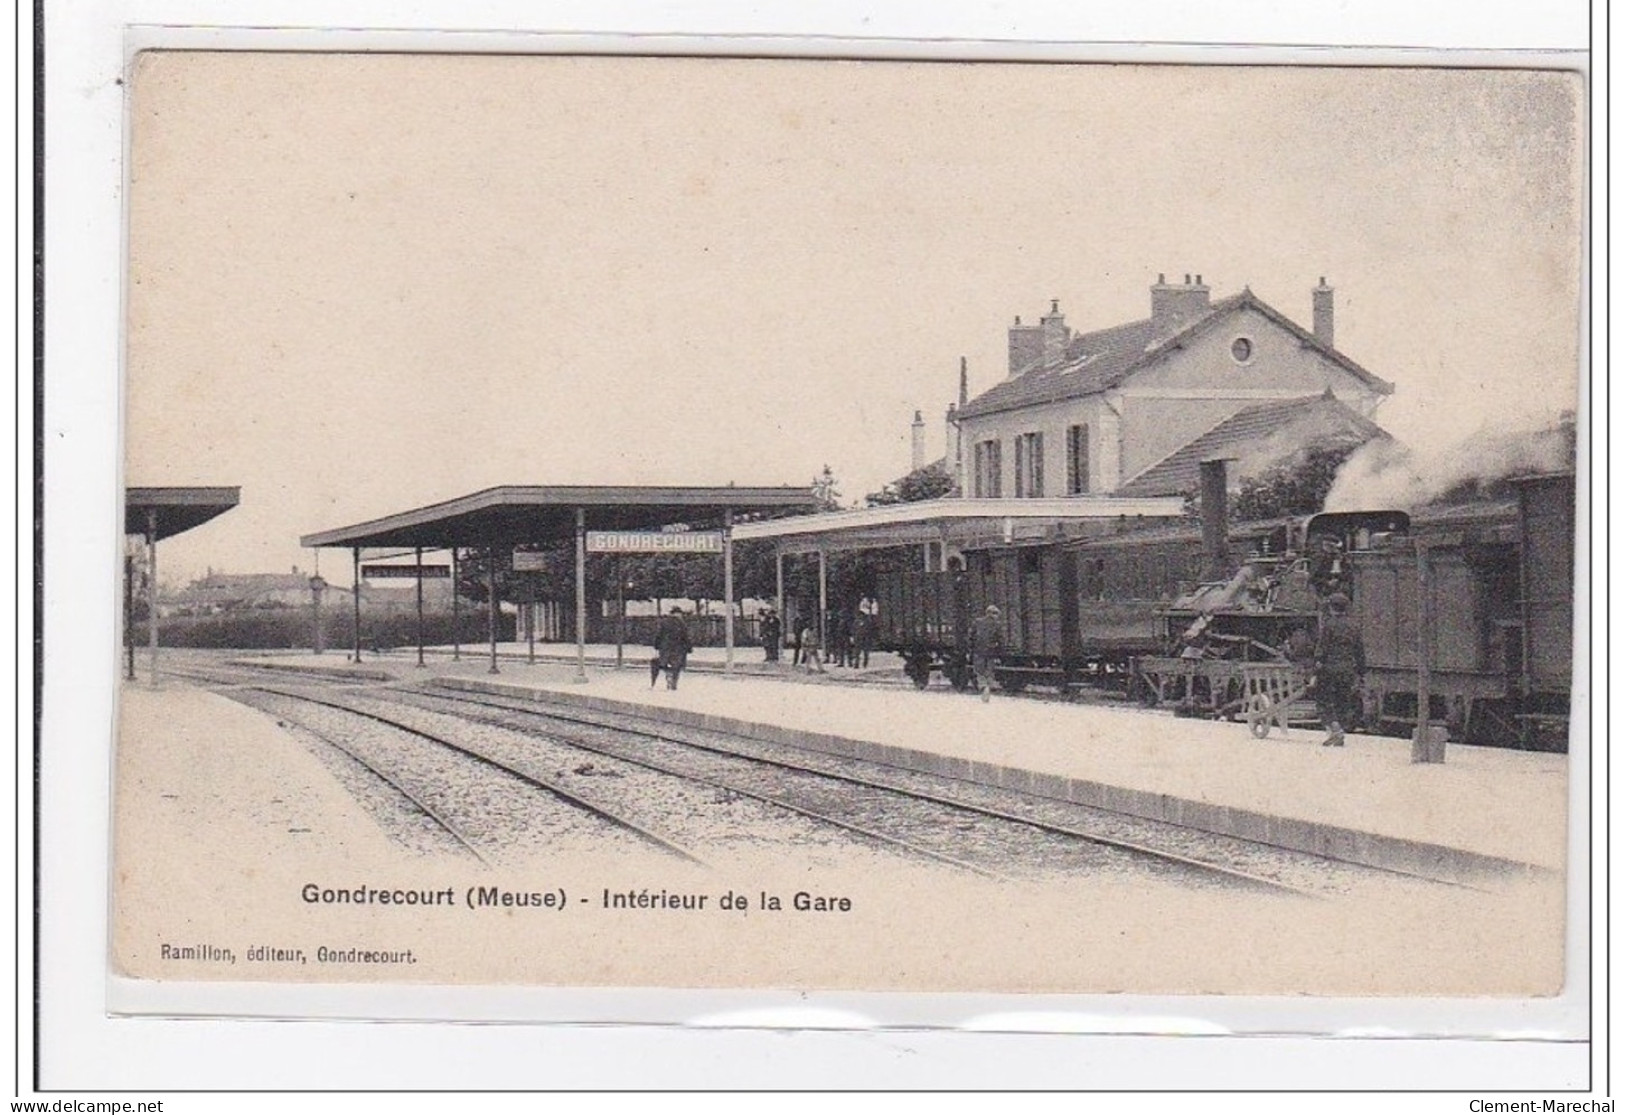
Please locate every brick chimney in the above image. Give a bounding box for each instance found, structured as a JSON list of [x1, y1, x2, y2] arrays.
[[1150, 272, 1211, 335], [1312, 277, 1334, 348], [1007, 314, 1043, 377], [911, 410, 925, 472], [1040, 299, 1070, 368]]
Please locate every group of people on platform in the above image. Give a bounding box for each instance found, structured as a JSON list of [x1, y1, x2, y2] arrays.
[[757, 602, 877, 674]]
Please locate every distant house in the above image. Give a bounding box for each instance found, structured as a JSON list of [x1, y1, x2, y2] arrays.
[[948, 276, 1393, 498], [162, 567, 456, 617]]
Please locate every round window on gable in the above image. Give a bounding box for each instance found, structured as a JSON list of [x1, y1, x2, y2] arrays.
[[1230, 336, 1254, 364]]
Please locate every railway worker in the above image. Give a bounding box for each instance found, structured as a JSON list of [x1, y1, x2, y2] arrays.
[[759, 607, 783, 663], [1314, 593, 1365, 747], [970, 604, 1004, 703], [651, 607, 694, 690], [828, 608, 853, 668]]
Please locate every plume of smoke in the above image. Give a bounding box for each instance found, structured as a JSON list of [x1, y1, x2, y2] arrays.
[[1229, 407, 1375, 485], [1322, 412, 1575, 512]]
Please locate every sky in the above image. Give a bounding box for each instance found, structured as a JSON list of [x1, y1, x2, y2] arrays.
[[122, 55, 1584, 585]]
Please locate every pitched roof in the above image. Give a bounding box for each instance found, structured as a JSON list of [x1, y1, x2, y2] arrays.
[[956, 289, 1393, 421], [1116, 393, 1389, 498]]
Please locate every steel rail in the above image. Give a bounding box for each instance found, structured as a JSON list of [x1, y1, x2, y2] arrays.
[[244, 697, 491, 866], [246, 686, 706, 867], [399, 687, 1312, 895]]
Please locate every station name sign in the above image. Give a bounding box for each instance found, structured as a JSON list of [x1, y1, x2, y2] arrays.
[[586, 531, 724, 554], [362, 564, 450, 579]]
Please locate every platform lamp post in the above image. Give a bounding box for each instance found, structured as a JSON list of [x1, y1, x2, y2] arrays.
[[308, 573, 327, 655]]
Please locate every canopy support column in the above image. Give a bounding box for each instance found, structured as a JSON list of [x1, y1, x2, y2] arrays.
[[487, 547, 500, 675], [451, 548, 461, 661], [615, 555, 625, 670], [774, 544, 784, 645], [528, 572, 537, 666], [574, 508, 588, 683], [414, 546, 425, 668], [351, 548, 362, 664], [724, 509, 735, 676], [817, 547, 828, 650], [146, 509, 159, 685], [124, 551, 136, 681]]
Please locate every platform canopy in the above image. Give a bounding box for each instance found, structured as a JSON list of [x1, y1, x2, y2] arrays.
[[125, 486, 241, 541], [731, 495, 1189, 556], [300, 485, 819, 550]]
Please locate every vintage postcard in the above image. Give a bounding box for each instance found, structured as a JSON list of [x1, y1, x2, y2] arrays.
[[111, 52, 1584, 1006]]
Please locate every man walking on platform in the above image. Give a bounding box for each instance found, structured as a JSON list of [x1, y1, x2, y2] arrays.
[[1314, 593, 1365, 746], [652, 606, 694, 690], [970, 604, 1003, 703]]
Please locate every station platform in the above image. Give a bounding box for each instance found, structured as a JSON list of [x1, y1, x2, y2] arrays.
[[233, 647, 1571, 883]]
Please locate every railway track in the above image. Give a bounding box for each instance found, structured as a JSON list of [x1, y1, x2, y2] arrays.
[[240, 685, 707, 866], [261, 707, 494, 865], [156, 658, 1398, 894], [381, 684, 1319, 896]]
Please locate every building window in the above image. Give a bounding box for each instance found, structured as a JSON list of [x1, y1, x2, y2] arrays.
[[973, 439, 1003, 498], [1230, 336, 1254, 364], [1066, 424, 1089, 495], [1014, 432, 1044, 498]]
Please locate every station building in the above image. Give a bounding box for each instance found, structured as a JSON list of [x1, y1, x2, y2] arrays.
[[942, 276, 1394, 499]]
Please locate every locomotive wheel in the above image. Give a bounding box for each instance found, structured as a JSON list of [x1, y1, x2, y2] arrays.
[[997, 673, 1028, 694], [947, 666, 972, 692], [905, 658, 931, 689]]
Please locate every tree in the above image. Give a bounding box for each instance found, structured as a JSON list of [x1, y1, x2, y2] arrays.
[[867, 461, 957, 506], [1230, 443, 1365, 521], [812, 465, 843, 512]]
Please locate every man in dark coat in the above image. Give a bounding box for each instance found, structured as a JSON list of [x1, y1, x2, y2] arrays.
[[1314, 593, 1365, 746], [969, 604, 1004, 703], [852, 605, 876, 668], [759, 608, 782, 663], [651, 607, 694, 690]]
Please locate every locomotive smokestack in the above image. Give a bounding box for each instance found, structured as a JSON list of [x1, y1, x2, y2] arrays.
[[1200, 459, 1230, 582]]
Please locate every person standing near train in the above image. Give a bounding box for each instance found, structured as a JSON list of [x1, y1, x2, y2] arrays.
[[759, 607, 782, 664], [1314, 592, 1365, 746], [651, 606, 694, 690], [852, 603, 876, 669], [970, 604, 1004, 703]]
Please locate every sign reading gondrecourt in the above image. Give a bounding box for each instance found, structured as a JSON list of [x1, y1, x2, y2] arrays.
[[361, 564, 451, 579], [586, 531, 725, 554]]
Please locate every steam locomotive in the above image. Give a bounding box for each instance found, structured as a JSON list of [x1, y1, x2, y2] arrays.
[[874, 471, 1574, 751]]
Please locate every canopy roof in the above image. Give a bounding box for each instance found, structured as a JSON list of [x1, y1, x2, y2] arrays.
[[732, 496, 1187, 555], [301, 485, 819, 550], [125, 486, 240, 541]]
